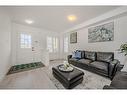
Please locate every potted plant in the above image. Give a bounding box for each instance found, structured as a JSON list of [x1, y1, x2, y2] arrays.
[[118, 42, 127, 56]]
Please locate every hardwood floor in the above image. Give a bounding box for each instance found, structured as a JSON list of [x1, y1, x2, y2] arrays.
[[0, 67, 57, 89], [0, 60, 111, 89]]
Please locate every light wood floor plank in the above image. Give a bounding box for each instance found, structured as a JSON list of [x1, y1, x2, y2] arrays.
[[0, 68, 57, 89]]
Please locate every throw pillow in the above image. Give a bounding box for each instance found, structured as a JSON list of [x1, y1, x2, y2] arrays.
[[72, 51, 76, 58], [121, 62, 127, 72], [75, 51, 82, 59]]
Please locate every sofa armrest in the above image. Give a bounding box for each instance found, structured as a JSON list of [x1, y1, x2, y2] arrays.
[[67, 55, 72, 62], [111, 64, 124, 78], [115, 64, 124, 72], [108, 59, 120, 79]]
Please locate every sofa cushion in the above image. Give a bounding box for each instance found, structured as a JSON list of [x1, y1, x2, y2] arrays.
[[110, 71, 127, 89], [90, 61, 108, 72], [78, 59, 92, 65], [97, 52, 114, 63], [69, 58, 80, 62], [85, 51, 96, 61]]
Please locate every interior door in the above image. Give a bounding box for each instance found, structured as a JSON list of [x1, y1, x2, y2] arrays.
[[16, 31, 42, 65]]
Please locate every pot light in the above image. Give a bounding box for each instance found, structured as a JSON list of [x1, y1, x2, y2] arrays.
[[25, 19, 34, 24], [67, 15, 77, 21]]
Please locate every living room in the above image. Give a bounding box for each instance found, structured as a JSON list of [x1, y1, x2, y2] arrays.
[[0, 3, 127, 92]]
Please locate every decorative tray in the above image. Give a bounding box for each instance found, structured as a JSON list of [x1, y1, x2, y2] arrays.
[[58, 64, 74, 72]]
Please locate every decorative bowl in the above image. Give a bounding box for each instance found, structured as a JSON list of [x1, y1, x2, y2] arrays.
[[58, 64, 74, 72]]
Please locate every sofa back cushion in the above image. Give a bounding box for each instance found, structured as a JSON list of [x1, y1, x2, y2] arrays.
[[85, 51, 96, 61], [96, 52, 114, 63]]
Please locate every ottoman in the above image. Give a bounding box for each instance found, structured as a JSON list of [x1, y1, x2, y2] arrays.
[[52, 65, 84, 89]]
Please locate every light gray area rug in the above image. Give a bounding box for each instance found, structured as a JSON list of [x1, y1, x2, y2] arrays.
[[43, 60, 111, 89]]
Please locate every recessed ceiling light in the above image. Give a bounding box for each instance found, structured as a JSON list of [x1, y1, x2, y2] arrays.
[[25, 19, 34, 24], [67, 15, 77, 21]]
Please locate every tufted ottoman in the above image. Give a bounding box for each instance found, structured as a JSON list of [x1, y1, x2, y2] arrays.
[[52, 65, 84, 89]]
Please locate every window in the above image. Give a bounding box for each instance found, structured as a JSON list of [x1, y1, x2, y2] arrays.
[[53, 37, 59, 52], [47, 36, 59, 53], [64, 37, 69, 53], [20, 34, 32, 48], [47, 37, 53, 52]]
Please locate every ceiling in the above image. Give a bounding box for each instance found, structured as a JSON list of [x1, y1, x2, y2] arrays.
[[5, 6, 119, 32]]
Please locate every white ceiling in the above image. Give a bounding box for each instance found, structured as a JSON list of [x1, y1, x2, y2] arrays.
[[6, 6, 119, 32]]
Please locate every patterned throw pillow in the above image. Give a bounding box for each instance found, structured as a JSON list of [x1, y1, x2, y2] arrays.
[[75, 51, 82, 59], [72, 51, 81, 59], [72, 51, 76, 58]]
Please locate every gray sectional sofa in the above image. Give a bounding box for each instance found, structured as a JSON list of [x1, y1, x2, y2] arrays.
[[68, 50, 120, 79]]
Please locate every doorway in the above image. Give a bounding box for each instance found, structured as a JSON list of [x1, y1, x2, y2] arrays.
[[16, 31, 42, 65]]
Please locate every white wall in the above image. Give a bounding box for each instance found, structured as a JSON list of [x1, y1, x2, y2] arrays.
[[60, 33, 70, 60], [0, 9, 11, 81], [62, 14, 127, 64], [11, 23, 60, 65]]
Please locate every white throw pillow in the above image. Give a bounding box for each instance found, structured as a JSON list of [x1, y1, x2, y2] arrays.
[[121, 62, 127, 72], [72, 51, 76, 58]]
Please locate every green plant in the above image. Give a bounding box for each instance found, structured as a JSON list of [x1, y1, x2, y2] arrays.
[[118, 43, 127, 56]]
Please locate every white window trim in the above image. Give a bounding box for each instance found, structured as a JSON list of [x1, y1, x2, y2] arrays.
[[47, 36, 59, 53], [64, 36, 69, 53], [20, 34, 32, 48]]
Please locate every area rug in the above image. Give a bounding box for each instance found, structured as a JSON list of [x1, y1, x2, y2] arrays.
[[44, 60, 111, 89], [7, 62, 45, 75]]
